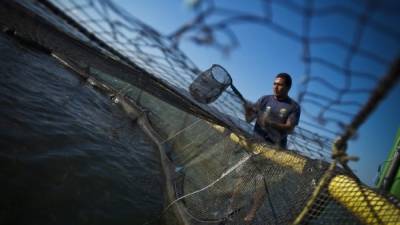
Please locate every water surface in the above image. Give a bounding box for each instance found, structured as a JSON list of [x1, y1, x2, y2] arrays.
[[0, 33, 163, 225]]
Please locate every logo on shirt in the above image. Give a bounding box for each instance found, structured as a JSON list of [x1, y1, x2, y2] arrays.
[[279, 108, 287, 118], [265, 106, 271, 116]]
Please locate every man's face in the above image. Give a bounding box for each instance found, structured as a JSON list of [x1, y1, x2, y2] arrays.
[[273, 77, 289, 98]]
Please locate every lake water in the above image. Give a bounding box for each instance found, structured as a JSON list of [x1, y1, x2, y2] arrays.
[[0, 33, 164, 225]]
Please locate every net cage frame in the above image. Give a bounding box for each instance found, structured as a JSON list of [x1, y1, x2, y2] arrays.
[[1, 0, 400, 224]]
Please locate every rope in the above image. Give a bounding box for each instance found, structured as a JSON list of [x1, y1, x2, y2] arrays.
[[142, 153, 252, 225], [292, 161, 337, 225], [160, 118, 202, 144], [334, 57, 400, 151]]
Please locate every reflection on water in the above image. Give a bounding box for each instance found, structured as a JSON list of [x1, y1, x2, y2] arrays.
[[0, 33, 163, 225]]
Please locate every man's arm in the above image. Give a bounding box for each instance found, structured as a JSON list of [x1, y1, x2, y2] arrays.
[[260, 103, 300, 133], [244, 101, 257, 122], [264, 119, 296, 133]]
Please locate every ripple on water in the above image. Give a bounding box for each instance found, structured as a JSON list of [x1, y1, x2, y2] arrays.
[[0, 33, 164, 225]]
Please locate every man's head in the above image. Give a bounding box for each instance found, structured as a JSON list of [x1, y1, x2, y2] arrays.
[[273, 73, 292, 99]]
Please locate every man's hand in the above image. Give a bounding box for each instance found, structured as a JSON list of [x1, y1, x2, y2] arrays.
[[259, 112, 272, 127], [243, 101, 255, 111], [243, 101, 257, 116], [243, 101, 257, 122], [260, 112, 295, 133]]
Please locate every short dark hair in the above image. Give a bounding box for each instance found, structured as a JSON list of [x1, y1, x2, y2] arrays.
[[276, 73, 292, 89]]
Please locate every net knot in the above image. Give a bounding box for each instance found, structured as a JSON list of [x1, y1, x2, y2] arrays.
[[332, 138, 359, 165]]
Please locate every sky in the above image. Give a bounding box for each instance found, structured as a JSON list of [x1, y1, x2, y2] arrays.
[[105, 0, 399, 186]]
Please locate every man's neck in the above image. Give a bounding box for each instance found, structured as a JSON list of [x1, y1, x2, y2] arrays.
[[274, 95, 288, 101]]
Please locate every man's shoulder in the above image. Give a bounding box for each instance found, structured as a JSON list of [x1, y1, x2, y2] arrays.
[[256, 95, 273, 104], [260, 95, 273, 99], [288, 97, 301, 110], [260, 95, 300, 109], [260, 95, 273, 101]]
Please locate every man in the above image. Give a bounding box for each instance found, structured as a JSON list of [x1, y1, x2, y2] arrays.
[[231, 73, 300, 224], [244, 73, 301, 148]]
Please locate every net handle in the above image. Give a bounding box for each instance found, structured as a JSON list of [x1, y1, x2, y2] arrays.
[[231, 83, 246, 104]]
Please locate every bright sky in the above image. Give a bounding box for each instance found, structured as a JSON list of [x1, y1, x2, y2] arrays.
[[114, 0, 400, 186]]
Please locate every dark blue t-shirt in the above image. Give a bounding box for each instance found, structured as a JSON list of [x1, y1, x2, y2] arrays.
[[253, 95, 300, 148]]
